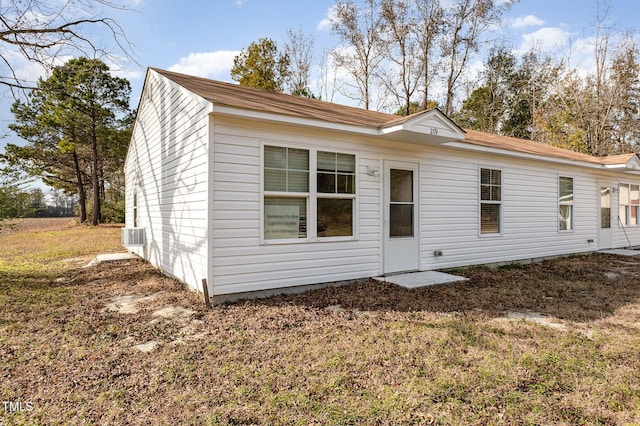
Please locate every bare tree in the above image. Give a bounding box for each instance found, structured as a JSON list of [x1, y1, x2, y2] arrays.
[[0, 0, 134, 93], [317, 49, 340, 103], [608, 35, 640, 152], [379, 0, 424, 115], [413, 0, 444, 110], [440, 0, 516, 116], [330, 0, 387, 109], [283, 27, 315, 97]]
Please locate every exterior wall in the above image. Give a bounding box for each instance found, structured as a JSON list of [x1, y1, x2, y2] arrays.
[[210, 117, 383, 296], [422, 147, 598, 269], [124, 71, 211, 291], [210, 116, 640, 296]]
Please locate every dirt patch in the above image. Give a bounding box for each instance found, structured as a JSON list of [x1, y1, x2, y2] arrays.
[[104, 292, 164, 314], [133, 341, 160, 353], [152, 305, 195, 319]]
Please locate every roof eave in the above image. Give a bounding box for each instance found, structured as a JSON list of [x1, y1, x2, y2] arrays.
[[210, 104, 381, 136], [440, 141, 639, 171]]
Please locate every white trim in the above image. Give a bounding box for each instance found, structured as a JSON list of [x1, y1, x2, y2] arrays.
[[214, 105, 381, 137], [478, 165, 503, 237], [260, 142, 359, 244], [598, 181, 614, 250], [211, 105, 466, 142], [442, 141, 630, 171], [206, 115, 216, 296], [383, 160, 420, 274], [558, 174, 575, 233], [617, 181, 640, 227]]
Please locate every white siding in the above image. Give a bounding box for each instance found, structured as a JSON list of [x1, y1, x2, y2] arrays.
[[126, 74, 640, 297], [210, 116, 640, 296], [210, 117, 384, 296], [420, 148, 602, 269], [124, 70, 210, 291]]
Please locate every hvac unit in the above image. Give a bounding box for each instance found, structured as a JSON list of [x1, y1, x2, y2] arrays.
[[121, 227, 145, 247]]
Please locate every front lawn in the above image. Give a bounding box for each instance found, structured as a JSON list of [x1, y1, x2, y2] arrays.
[[1, 220, 639, 425]]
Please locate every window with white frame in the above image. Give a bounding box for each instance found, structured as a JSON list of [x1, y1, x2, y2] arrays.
[[619, 183, 639, 226], [480, 168, 501, 234], [317, 151, 356, 237], [263, 146, 309, 240], [133, 188, 139, 228], [263, 145, 356, 240], [558, 176, 574, 231]]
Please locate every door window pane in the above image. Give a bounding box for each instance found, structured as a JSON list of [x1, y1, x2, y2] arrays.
[[390, 169, 413, 202], [601, 187, 611, 229], [390, 204, 413, 237]]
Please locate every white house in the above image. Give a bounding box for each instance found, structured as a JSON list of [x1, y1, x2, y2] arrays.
[[123, 68, 640, 300]]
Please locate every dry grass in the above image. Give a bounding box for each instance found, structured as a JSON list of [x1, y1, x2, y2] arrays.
[[1, 220, 640, 425]]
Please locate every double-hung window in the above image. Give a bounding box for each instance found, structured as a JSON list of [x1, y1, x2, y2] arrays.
[[317, 151, 356, 237], [619, 183, 639, 226], [559, 176, 574, 231], [132, 189, 138, 228], [480, 168, 501, 234], [263, 146, 309, 240], [263, 145, 356, 241]]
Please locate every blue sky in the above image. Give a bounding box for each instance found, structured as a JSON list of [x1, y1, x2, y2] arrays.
[[1, 0, 640, 158]]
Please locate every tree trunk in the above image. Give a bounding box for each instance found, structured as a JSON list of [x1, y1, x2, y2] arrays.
[[90, 115, 101, 226], [72, 150, 87, 223]]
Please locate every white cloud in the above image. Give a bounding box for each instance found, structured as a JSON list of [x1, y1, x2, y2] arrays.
[[233, 0, 248, 6], [317, 5, 339, 32], [510, 15, 545, 29], [1, 50, 75, 87], [168, 50, 240, 80], [517, 27, 573, 54]]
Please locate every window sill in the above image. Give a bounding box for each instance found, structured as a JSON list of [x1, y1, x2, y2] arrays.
[[262, 236, 357, 245], [479, 232, 503, 238]]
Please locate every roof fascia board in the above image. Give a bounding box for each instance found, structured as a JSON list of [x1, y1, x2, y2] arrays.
[[441, 141, 612, 170], [211, 104, 381, 136], [604, 164, 640, 172]]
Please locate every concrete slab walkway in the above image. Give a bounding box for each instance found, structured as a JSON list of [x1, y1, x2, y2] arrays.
[[373, 270, 468, 289], [96, 253, 139, 263], [600, 249, 640, 257]]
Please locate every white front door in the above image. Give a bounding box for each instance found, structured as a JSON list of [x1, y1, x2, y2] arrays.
[[599, 183, 613, 249], [383, 161, 420, 274]]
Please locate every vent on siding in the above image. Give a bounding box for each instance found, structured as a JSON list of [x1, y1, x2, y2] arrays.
[[122, 227, 145, 247]]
